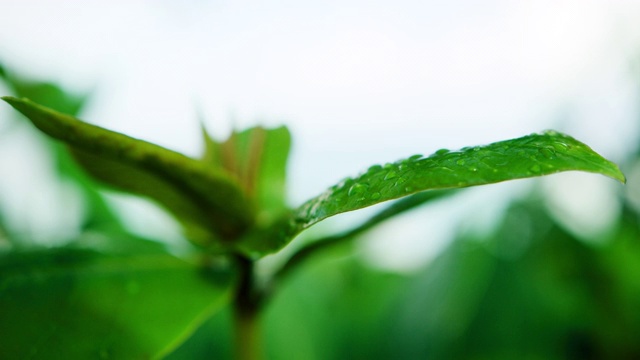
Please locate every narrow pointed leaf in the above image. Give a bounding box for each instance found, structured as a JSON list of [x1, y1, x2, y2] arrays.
[[0, 248, 237, 359], [0, 66, 127, 234], [2, 97, 254, 242], [0, 64, 84, 115], [201, 125, 292, 224], [240, 131, 625, 255]]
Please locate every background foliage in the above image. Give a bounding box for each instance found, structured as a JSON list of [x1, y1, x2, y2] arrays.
[[0, 62, 638, 360]]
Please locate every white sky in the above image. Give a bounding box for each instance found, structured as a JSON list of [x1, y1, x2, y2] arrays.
[[1, 0, 639, 269]]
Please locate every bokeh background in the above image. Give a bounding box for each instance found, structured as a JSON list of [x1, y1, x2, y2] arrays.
[[2, 1, 640, 359]]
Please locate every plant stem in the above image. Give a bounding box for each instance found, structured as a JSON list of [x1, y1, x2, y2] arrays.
[[233, 256, 262, 360]]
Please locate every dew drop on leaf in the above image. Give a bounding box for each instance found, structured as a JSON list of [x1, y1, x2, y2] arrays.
[[408, 154, 423, 161], [434, 148, 450, 156], [551, 142, 568, 151], [539, 147, 555, 159], [394, 177, 407, 186], [348, 183, 368, 197], [456, 159, 466, 166], [370, 192, 381, 200], [367, 164, 382, 173], [530, 164, 541, 173], [384, 171, 398, 180]]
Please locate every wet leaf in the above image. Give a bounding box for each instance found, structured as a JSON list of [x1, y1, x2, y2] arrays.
[[241, 131, 625, 255]]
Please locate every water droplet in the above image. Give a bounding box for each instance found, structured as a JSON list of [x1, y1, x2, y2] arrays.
[[394, 177, 407, 186], [468, 166, 478, 172], [405, 186, 414, 193], [530, 164, 541, 173], [543, 129, 559, 136], [336, 177, 354, 190], [435, 148, 450, 156], [539, 147, 555, 159], [348, 183, 368, 197], [551, 142, 568, 151], [371, 192, 381, 200], [456, 159, 466, 166], [408, 154, 423, 161], [384, 171, 398, 180], [473, 146, 481, 152], [368, 164, 382, 173]]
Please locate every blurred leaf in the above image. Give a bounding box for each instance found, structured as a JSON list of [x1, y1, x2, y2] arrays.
[[240, 131, 625, 256], [0, 247, 237, 359], [166, 307, 234, 360], [202, 125, 291, 224], [265, 250, 409, 360], [387, 197, 640, 360], [0, 65, 84, 115], [275, 189, 455, 281], [2, 97, 254, 243], [0, 65, 126, 236]]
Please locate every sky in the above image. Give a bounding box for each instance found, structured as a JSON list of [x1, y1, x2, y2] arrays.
[[1, 0, 640, 270]]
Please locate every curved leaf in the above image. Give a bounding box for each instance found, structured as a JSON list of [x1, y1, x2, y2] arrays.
[[1, 97, 254, 242], [0, 65, 128, 236], [240, 130, 625, 255], [0, 248, 237, 359], [274, 189, 455, 281], [0, 63, 85, 115]]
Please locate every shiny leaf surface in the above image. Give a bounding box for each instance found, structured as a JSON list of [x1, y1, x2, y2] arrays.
[[242, 131, 625, 255]]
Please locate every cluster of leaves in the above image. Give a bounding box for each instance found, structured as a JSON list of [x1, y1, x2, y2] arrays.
[[0, 63, 628, 359]]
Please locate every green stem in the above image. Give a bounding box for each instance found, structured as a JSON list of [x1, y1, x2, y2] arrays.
[[233, 256, 262, 360]]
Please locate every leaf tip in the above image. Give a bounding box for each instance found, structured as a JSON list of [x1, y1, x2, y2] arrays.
[[1, 96, 26, 108]]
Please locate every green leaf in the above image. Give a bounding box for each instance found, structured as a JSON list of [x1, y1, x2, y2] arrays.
[[0, 64, 85, 115], [201, 125, 292, 225], [1, 97, 254, 243], [0, 248, 237, 359], [274, 189, 455, 281], [241, 130, 625, 255], [0, 66, 127, 235]]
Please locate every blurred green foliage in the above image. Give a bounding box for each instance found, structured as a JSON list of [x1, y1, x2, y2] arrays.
[[1, 63, 637, 359]]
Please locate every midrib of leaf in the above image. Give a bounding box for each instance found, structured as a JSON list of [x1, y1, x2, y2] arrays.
[[238, 130, 625, 255], [2, 96, 254, 240]]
